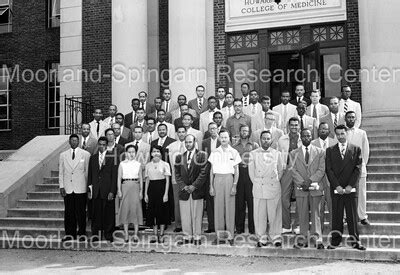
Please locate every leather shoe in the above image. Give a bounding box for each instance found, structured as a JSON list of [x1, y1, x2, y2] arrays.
[[256, 241, 267, 248], [316, 243, 325, 250], [353, 243, 367, 251], [204, 229, 215, 234], [193, 240, 202, 246], [274, 241, 282, 248], [327, 245, 336, 250], [228, 239, 234, 246], [77, 235, 87, 242], [173, 227, 182, 233], [361, 219, 370, 226]]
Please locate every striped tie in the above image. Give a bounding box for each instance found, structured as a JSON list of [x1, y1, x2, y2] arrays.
[[334, 114, 338, 128], [344, 102, 348, 113], [198, 99, 202, 111]]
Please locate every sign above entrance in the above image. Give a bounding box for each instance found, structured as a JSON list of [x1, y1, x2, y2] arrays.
[[225, 0, 347, 32]]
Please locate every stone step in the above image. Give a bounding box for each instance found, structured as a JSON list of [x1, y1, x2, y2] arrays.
[[369, 143, 400, 150], [35, 184, 60, 192], [369, 135, 400, 142], [17, 199, 64, 209], [27, 192, 61, 200], [0, 217, 64, 228], [369, 149, 400, 157], [366, 212, 400, 223], [367, 191, 400, 200], [51, 171, 59, 177], [7, 208, 64, 219], [367, 165, 400, 173], [367, 201, 400, 212], [368, 157, 400, 165], [43, 177, 59, 184], [367, 173, 400, 182], [368, 181, 400, 191]]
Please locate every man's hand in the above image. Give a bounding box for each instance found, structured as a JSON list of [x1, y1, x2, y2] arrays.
[[345, 185, 353, 194], [230, 185, 237, 196], [107, 192, 114, 201], [301, 183, 309, 191], [60, 188, 66, 197], [187, 185, 196, 193], [139, 192, 143, 201], [336, 186, 344, 195], [209, 188, 215, 197], [87, 191, 92, 200], [163, 194, 168, 203], [144, 194, 149, 203], [117, 190, 122, 199]]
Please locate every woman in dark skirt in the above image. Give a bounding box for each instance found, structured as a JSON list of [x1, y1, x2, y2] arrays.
[[144, 145, 171, 243]]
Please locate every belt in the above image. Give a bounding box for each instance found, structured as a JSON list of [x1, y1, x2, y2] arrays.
[[122, 178, 139, 184], [239, 164, 248, 168]]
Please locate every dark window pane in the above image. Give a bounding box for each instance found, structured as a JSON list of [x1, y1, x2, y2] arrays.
[[49, 103, 55, 117], [0, 106, 7, 119], [0, 120, 8, 129], [55, 117, 60, 127], [55, 88, 60, 101], [0, 91, 7, 104], [0, 76, 7, 90], [49, 118, 55, 128], [56, 102, 60, 115], [49, 87, 55, 102], [0, 8, 9, 25]]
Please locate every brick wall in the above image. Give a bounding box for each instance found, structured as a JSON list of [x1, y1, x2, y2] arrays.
[[82, 0, 112, 115], [0, 0, 59, 150], [159, 0, 169, 91], [214, 0, 227, 91]]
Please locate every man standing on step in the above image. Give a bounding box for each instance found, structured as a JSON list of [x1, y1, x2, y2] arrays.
[[339, 85, 362, 128], [59, 134, 91, 242], [345, 111, 370, 225], [79, 123, 97, 155], [326, 125, 366, 250]]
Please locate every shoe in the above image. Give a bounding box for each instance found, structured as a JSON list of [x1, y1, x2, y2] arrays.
[[282, 228, 292, 234], [177, 239, 191, 246], [77, 235, 87, 242], [316, 243, 325, 250], [228, 239, 234, 246], [293, 242, 307, 249], [173, 227, 182, 233], [204, 229, 215, 234], [273, 241, 282, 248], [193, 240, 202, 246], [293, 226, 300, 235], [353, 243, 366, 251], [90, 236, 100, 243], [327, 245, 336, 250], [256, 241, 267, 248], [361, 219, 370, 226], [61, 236, 74, 242], [211, 238, 219, 245]]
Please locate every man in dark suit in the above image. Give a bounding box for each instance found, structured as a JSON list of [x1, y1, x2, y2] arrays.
[[124, 98, 140, 128], [115, 113, 132, 141], [175, 134, 209, 245], [149, 97, 173, 123], [112, 123, 128, 146], [290, 84, 311, 106], [138, 91, 155, 115], [216, 87, 227, 110], [201, 122, 221, 233], [130, 108, 148, 133], [87, 136, 118, 242], [326, 124, 366, 250], [151, 124, 176, 161], [174, 104, 200, 131], [203, 111, 226, 140], [188, 85, 208, 117]]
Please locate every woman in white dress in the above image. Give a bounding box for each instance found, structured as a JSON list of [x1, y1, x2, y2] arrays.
[[117, 145, 143, 242]]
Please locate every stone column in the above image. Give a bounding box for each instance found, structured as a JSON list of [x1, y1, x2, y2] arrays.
[[112, 0, 148, 114], [169, 0, 208, 101], [359, 0, 400, 120]]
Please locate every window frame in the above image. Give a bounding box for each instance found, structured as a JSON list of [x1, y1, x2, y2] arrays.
[[48, 0, 60, 28], [47, 62, 60, 129], [0, 65, 11, 131], [0, 0, 12, 34]]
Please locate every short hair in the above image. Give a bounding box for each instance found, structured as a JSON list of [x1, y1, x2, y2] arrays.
[[69, 134, 79, 140], [157, 123, 168, 130], [239, 124, 249, 132], [300, 128, 312, 136], [260, 130, 272, 139], [136, 107, 145, 113], [115, 113, 124, 120], [261, 96, 271, 102], [176, 125, 186, 132], [134, 126, 143, 132], [265, 111, 275, 119], [208, 96, 217, 102], [93, 108, 102, 113], [330, 96, 340, 103], [105, 128, 115, 135], [281, 90, 291, 96], [319, 122, 329, 128], [146, 117, 156, 124], [125, 144, 137, 152], [233, 98, 243, 104], [157, 109, 166, 115], [334, 124, 348, 132], [98, 136, 108, 143], [217, 87, 226, 91], [297, 100, 307, 107], [249, 90, 258, 95], [151, 145, 164, 154], [109, 104, 117, 109], [131, 98, 140, 103], [208, 122, 217, 129], [288, 117, 300, 124], [225, 92, 233, 97], [138, 91, 147, 97], [219, 129, 230, 136], [345, 110, 356, 118], [295, 83, 305, 89], [185, 134, 196, 143], [180, 103, 189, 109], [196, 85, 205, 91], [213, 111, 223, 118], [311, 90, 321, 96], [82, 123, 90, 129], [341, 85, 351, 92], [182, 113, 193, 120], [154, 96, 163, 102], [241, 83, 250, 89], [178, 94, 187, 100]]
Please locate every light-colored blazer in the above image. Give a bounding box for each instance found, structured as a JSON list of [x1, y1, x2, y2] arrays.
[[162, 100, 179, 113], [306, 103, 330, 122], [277, 134, 303, 169], [311, 137, 337, 189], [187, 127, 203, 149], [339, 98, 362, 128], [297, 114, 318, 139], [250, 126, 283, 150], [289, 145, 325, 197], [167, 140, 186, 185], [120, 125, 132, 141], [79, 135, 98, 155], [89, 120, 107, 140], [272, 103, 297, 134], [199, 110, 217, 133], [251, 110, 282, 131], [188, 97, 208, 117], [221, 105, 234, 127], [248, 147, 284, 200], [59, 147, 91, 194], [243, 102, 263, 117], [319, 112, 345, 139]]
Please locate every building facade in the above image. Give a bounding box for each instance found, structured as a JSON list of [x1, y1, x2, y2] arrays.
[[0, 0, 399, 149]]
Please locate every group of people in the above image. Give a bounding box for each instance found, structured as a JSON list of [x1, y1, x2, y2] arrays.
[[59, 83, 369, 250]]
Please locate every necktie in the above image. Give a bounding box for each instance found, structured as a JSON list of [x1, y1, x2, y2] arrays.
[[228, 107, 232, 117], [149, 132, 153, 144], [99, 152, 104, 167], [165, 101, 169, 113], [323, 140, 327, 150], [96, 121, 100, 137], [341, 146, 346, 159], [312, 105, 317, 119], [344, 101, 348, 113], [198, 99, 202, 111], [244, 97, 248, 107], [82, 139, 86, 149], [305, 147, 309, 164], [334, 114, 338, 128], [72, 149, 75, 160], [179, 142, 185, 154], [252, 104, 256, 115], [141, 103, 144, 109], [300, 116, 304, 130], [134, 140, 139, 152], [298, 97, 301, 104], [187, 151, 192, 169]]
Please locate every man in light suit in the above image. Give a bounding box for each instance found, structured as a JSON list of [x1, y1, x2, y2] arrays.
[[216, 87, 227, 110], [182, 113, 202, 149], [79, 123, 97, 155], [124, 98, 140, 128], [103, 105, 118, 129], [170, 95, 197, 123], [115, 113, 132, 141], [203, 111, 226, 140], [162, 89, 179, 113], [248, 130, 284, 247], [250, 111, 283, 149], [339, 85, 362, 128], [306, 90, 329, 122], [296, 101, 318, 139], [175, 135, 209, 245], [290, 129, 326, 249], [138, 91, 155, 115], [272, 90, 297, 134], [290, 84, 311, 106], [243, 90, 262, 117], [59, 134, 91, 242], [311, 122, 337, 233], [326, 125, 365, 250], [251, 96, 282, 131], [130, 108, 148, 133], [199, 96, 218, 133], [345, 111, 370, 225], [277, 117, 302, 234], [319, 97, 345, 139], [89, 108, 107, 139], [221, 92, 234, 126], [188, 85, 208, 117]]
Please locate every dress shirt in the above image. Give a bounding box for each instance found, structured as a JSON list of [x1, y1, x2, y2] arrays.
[[225, 106, 234, 117], [218, 99, 225, 109], [208, 145, 242, 174], [331, 113, 339, 125], [158, 136, 167, 146], [242, 95, 250, 107], [233, 140, 258, 166], [115, 135, 121, 144], [81, 136, 89, 148], [339, 142, 348, 158], [137, 120, 145, 128], [225, 113, 251, 139], [319, 137, 329, 150], [210, 137, 218, 151], [99, 150, 107, 167]]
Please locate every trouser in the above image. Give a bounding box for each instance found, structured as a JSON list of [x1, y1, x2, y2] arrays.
[[235, 167, 254, 233], [172, 183, 182, 228], [214, 174, 235, 239], [320, 180, 332, 233], [91, 197, 116, 240], [331, 192, 359, 246], [179, 196, 203, 240], [205, 182, 215, 231], [357, 176, 368, 220], [253, 196, 282, 243], [296, 194, 323, 243], [281, 169, 298, 229], [168, 180, 174, 223], [64, 192, 87, 238]]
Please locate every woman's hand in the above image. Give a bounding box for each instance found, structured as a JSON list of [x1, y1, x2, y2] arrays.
[[144, 194, 149, 203], [117, 190, 122, 199]]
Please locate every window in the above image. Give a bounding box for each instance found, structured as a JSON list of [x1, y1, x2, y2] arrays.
[[48, 63, 60, 128], [0, 65, 11, 130], [0, 0, 12, 34], [48, 0, 60, 28]]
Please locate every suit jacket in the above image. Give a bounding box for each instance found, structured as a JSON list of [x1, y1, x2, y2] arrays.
[[187, 127, 203, 149], [272, 103, 297, 134], [199, 109, 218, 133], [79, 135, 98, 155], [148, 110, 173, 123], [171, 108, 197, 123], [141, 102, 155, 115], [116, 136, 128, 146], [59, 147, 91, 194], [290, 96, 311, 106], [124, 111, 136, 128], [103, 116, 117, 129], [306, 103, 330, 121], [130, 120, 148, 133], [311, 137, 338, 189], [203, 126, 226, 140], [298, 114, 318, 139], [289, 145, 325, 197], [167, 140, 186, 185], [243, 102, 263, 117], [174, 116, 200, 131], [142, 131, 157, 145], [151, 136, 176, 162], [319, 113, 345, 139], [154, 122, 175, 139], [201, 137, 221, 157], [188, 97, 208, 117], [174, 150, 209, 200], [250, 127, 283, 149], [217, 99, 227, 110], [326, 143, 362, 192], [251, 110, 282, 131], [277, 134, 303, 169], [339, 98, 362, 128], [120, 125, 132, 141], [87, 151, 118, 199], [221, 105, 235, 127], [162, 100, 179, 113], [89, 120, 107, 139]]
